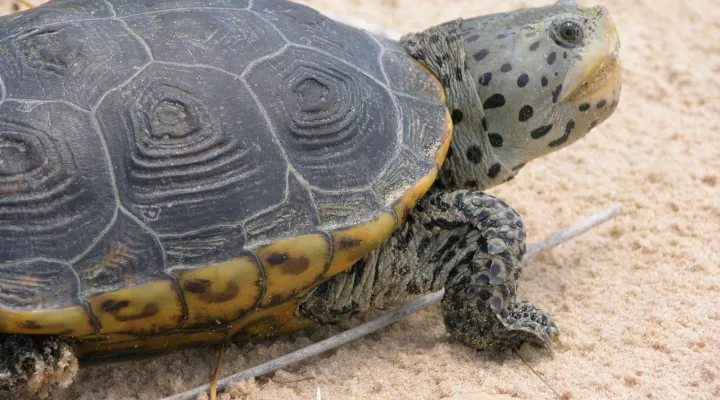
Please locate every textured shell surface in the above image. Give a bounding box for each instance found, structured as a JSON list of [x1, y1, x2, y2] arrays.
[[0, 0, 449, 346]]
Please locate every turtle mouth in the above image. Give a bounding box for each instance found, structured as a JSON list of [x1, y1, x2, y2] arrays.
[[558, 7, 622, 104], [563, 52, 621, 104]]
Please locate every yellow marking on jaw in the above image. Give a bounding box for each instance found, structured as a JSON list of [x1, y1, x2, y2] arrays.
[[87, 278, 185, 336], [0, 306, 95, 336], [325, 212, 397, 278], [565, 55, 621, 104], [173, 253, 264, 329], [256, 233, 331, 308]]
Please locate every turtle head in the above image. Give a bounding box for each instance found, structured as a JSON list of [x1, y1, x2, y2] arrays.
[[461, 0, 621, 174]]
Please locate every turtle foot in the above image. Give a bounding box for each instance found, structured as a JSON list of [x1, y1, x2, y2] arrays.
[[0, 335, 78, 399], [440, 190, 559, 351], [498, 300, 560, 349]]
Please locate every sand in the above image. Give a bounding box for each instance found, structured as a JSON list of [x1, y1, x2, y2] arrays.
[[1, 0, 718, 399]]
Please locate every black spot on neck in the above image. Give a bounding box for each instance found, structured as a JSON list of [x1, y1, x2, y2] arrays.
[[473, 49, 489, 61], [547, 52, 557, 65], [488, 133, 504, 148], [548, 120, 575, 147], [552, 84, 563, 103], [588, 120, 598, 132], [579, 103, 590, 112], [500, 63, 513, 73], [451, 109, 464, 124], [479, 72, 492, 86], [529, 41, 540, 51], [483, 94, 506, 109], [530, 124, 553, 139], [518, 105, 534, 122], [465, 145, 483, 164], [597, 99, 607, 108], [541, 76, 548, 87], [488, 163, 502, 178], [517, 73, 529, 87]]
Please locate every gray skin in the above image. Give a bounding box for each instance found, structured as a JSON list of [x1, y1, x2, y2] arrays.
[[300, 0, 621, 350], [0, 0, 621, 396]]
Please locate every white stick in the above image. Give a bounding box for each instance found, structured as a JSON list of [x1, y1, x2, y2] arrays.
[[161, 204, 622, 400]]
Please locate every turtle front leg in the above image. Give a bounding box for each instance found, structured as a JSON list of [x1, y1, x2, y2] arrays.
[[300, 190, 558, 350], [436, 191, 559, 349]]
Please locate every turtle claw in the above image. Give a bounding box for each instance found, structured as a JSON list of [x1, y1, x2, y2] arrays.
[[499, 301, 560, 349]]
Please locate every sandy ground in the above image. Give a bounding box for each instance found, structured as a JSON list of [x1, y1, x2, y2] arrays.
[[1, 0, 719, 399]]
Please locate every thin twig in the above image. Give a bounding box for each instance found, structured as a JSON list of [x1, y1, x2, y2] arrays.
[[160, 204, 622, 400], [209, 343, 226, 400], [514, 349, 562, 399], [523, 203, 622, 262]]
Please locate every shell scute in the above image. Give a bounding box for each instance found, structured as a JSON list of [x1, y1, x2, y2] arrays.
[[173, 252, 264, 329], [255, 233, 331, 308], [86, 278, 185, 336]]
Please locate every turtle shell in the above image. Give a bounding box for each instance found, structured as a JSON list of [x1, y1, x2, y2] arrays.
[[0, 0, 451, 357]]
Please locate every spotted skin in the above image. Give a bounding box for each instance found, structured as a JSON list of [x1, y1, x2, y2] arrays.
[[462, 1, 621, 172]]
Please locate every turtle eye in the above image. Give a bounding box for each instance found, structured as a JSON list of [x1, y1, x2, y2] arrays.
[[553, 21, 583, 47]]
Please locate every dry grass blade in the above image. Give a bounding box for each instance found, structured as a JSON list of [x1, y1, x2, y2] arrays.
[[161, 203, 622, 400]]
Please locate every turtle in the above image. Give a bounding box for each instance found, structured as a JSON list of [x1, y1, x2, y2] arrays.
[[0, 0, 621, 396]]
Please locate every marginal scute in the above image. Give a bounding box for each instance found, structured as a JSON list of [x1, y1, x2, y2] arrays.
[[382, 50, 446, 103], [173, 252, 264, 329], [0, 306, 95, 336], [0, 260, 96, 336], [123, 8, 285, 75], [312, 189, 383, 231], [397, 96, 452, 166], [163, 225, 246, 269], [325, 212, 397, 278], [96, 63, 287, 235], [87, 278, 185, 336], [394, 165, 441, 223], [0, 102, 115, 263], [373, 147, 437, 210], [244, 173, 319, 247], [74, 210, 166, 297], [0, 261, 78, 310], [245, 45, 398, 190], [0, 20, 150, 108], [228, 299, 314, 342], [76, 328, 228, 360], [255, 233, 331, 307]]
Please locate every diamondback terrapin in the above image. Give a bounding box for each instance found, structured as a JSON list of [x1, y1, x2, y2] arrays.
[[0, 0, 621, 396]]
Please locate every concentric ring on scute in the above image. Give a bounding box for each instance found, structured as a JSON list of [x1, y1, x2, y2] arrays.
[[96, 63, 287, 234], [245, 46, 399, 190], [0, 102, 115, 262], [0, 20, 150, 109]]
